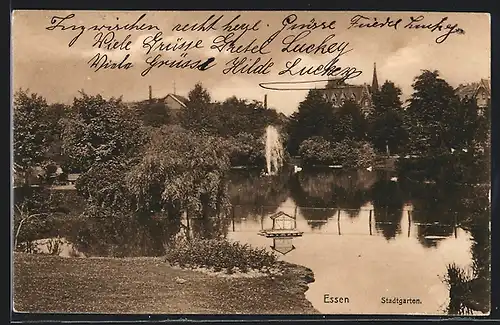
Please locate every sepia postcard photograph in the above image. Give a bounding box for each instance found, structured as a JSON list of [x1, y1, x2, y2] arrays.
[[11, 10, 491, 316]]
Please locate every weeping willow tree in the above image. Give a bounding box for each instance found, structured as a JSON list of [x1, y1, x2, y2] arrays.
[[125, 125, 233, 239], [71, 125, 234, 256]]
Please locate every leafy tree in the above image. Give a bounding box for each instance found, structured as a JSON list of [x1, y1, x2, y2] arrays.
[[60, 92, 145, 172], [368, 82, 407, 155], [75, 159, 134, 211], [180, 83, 217, 134], [451, 97, 482, 149], [75, 125, 233, 242], [226, 132, 265, 167], [287, 89, 335, 155], [405, 70, 462, 155], [191, 95, 284, 139], [213, 96, 252, 137], [400, 70, 489, 184], [125, 125, 232, 239], [299, 137, 365, 167], [333, 100, 367, 142], [298, 136, 335, 165], [135, 99, 171, 127], [44, 103, 71, 166], [13, 90, 50, 170], [249, 102, 284, 135], [475, 100, 491, 148]]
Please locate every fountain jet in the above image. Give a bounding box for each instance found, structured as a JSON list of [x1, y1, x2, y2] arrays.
[[264, 125, 284, 176]]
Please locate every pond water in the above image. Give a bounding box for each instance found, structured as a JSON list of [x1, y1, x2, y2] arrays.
[[225, 168, 490, 315], [15, 168, 490, 315], [228, 200, 472, 314]]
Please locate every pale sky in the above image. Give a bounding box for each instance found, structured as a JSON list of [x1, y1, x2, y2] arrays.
[[12, 10, 490, 115]]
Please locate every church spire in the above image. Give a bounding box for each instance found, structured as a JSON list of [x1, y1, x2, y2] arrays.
[[371, 62, 379, 93]]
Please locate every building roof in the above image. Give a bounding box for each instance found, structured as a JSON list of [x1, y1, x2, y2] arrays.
[[269, 211, 294, 220], [323, 79, 372, 106], [164, 94, 188, 107], [455, 78, 491, 100]]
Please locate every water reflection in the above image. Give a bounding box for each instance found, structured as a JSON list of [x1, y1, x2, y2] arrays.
[[17, 170, 489, 257], [444, 185, 490, 314], [370, 177, 406, 240], [271, 237, 296, 255], [258, 210, 303, 255], [15, 168, 490, 314], [226, 169, 482, 248], [288, 169, 376, 223], [68, 214, 180, 257], [227, 169, 290, 219], [226, 169, 490, 314]]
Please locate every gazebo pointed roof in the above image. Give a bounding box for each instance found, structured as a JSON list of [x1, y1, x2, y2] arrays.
[[269, 211, 294, 220]]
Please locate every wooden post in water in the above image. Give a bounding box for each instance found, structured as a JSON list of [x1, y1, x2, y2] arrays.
[[454, 212, 458, 238], [407, 210, 411, 238], [369, 209, 372, 236], [294, 206, 298, 229], [337, 209, 341, 235]]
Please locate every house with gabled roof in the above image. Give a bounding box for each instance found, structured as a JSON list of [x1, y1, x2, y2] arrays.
[[127, 86, 189, 123], [455, 78, 491, 116], [322, 62, 380, 116], [147, 86, 188, 118], [163, 93, 188, 117]]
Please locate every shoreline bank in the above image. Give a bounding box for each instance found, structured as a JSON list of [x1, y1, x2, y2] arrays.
[[13, 252, 318, 314]]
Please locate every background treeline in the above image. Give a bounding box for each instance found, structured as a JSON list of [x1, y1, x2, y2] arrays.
[[13, 82, 286, 249], [286, 71, 490, 181], [13, 69, 490, 249], [13, 69, 490, 187]]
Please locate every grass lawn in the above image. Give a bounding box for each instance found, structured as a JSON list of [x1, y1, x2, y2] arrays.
[[13, 253, 318, 314]]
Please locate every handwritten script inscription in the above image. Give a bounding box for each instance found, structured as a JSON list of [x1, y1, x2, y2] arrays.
[[44, 12, 466, 90]]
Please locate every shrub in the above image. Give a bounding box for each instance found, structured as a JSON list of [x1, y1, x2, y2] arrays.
[[444, 263, 475, 315], [299, 136, 332, 165], [165, 238, 278, 273], [299, 137, 369, 168], [329, 140, 359, 167], [227, 132, 265, 167], [13, 187, 85, 245], [355, 141, 376, 168]]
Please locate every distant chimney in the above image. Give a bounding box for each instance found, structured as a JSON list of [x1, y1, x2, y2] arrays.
[[148, 85, 152, 102], [264, 94, 268, 109]]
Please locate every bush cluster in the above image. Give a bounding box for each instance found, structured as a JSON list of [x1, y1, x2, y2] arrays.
[[299, 137, 376, 168], [165, 238, 278, 274], [226, 132, 265, 167]]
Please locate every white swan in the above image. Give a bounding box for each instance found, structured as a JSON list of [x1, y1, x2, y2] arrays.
[[293, 165, 302, 174], [390, 176, 398, 182], [366, 166, 373, 172], [450, 148, 456, 153]]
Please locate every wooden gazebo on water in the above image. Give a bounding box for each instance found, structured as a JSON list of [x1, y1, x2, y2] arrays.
[[258, 211, 304, 238]]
